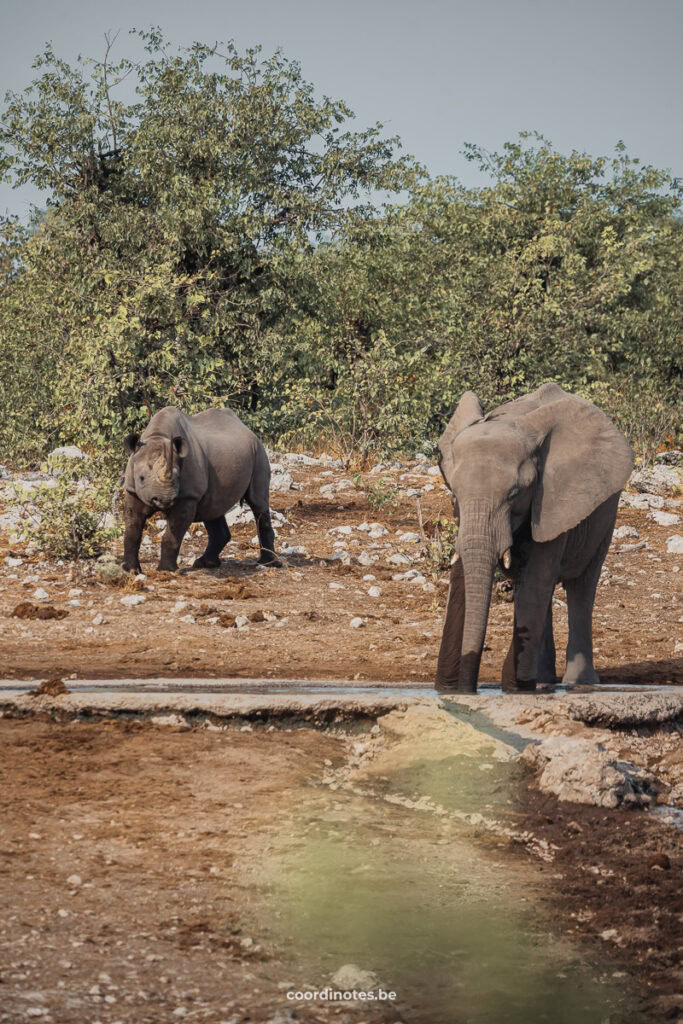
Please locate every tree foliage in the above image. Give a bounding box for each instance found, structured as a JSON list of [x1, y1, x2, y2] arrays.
[[1, 35, 680, 465]]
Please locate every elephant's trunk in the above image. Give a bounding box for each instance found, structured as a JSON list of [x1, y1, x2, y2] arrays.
[[457, 504, 498, 692]]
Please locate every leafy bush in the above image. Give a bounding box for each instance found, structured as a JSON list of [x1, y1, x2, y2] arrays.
[[11, 458, 121, 559]]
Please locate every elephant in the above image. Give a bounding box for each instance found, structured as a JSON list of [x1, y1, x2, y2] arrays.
[[122, 406, 280, 573], [434, 383, 633, 693]]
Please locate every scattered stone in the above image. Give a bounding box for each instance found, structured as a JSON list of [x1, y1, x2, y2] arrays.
[[630, 463, 682, 495], [363, 574, 377, 581], [179, 614, 196, 624], [120, 594, 146, 607], [666, 535, 683, 554], [368, 586, 382, 598], [5, 556, 23, 567], [368, 524, 389, 538], [235, 615, 250, 629], [331, 963, 379, 992], [47, 445, 89, 472], [357, 551, 376, 566], [329, 525, 353, 536], [617, 540, 648, 553], [67, 874, 82, 886], [11, 602, 68, 621], [33, 587, 49, 601], [269, 467, 295, 492], [95, 554, 125, 582], [329, 582, 345, 590], [655, 449, 683, 466], [91, 613, 105, 626], [649, 510, 681, 526], [281, 545, 307, 555], [422, 582, 436, 593], [350, 617, 365, 629], [388, 552, 411, 565], [397, 531, 420, 543], [522, 737, 663, 808], [613, 525, 639, 540], [173, 600, 189, 614], [620, 492, 666, 510]]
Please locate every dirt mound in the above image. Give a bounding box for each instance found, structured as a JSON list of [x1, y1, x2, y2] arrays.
[[10, 601, 68, 620]]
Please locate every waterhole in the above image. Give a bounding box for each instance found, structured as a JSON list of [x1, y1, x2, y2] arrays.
[[255, 705, 642, 1023]]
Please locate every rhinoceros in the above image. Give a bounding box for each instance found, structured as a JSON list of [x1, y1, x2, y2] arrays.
[[122, 407, 280, 572]]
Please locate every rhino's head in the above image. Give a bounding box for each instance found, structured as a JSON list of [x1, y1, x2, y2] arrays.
[[124, 433, 189, 510]]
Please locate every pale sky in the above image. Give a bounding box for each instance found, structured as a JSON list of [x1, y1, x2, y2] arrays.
[[1, 0, 682, 219]]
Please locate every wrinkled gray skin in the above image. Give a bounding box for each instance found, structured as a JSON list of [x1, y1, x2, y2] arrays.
[[122, 407, 280, 573], [435, 384, 633, 693]]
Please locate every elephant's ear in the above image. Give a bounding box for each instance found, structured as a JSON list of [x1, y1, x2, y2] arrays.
[[520, 396, 634, 542], [438, 392, 484, 489]]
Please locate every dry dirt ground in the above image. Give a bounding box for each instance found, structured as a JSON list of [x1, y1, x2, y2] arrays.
[[0, 459, 681, 684], [0, 710, 680, 1024]]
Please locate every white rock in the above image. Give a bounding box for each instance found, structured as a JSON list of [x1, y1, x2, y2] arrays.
[[422, 484, 435, 492], [666, 535, 683, 554], [350, 617, 365, 629], [362, 574, 376, 581], [92, 614, 105, 626], [235, 614, 250, 628], [357, 551, 376, 566], [427, 465, 441, 476], [281, 545, 307, 555], [68, 588, 83, 597], [357, 522, 371, 532], [613, 525, 639, 540], [5, 556, 23, 567], [68, 599, 81, 607], [388, 552, 411, 565], [329, 582, 345, 590], [630, 464, 681, 495], [649, 510, 681, 526], [179, 614, 196, 624], [269, 468, 294, 492], [368, 523, 389, 538], [397, 531, 420, 543], [405, 487, 421, 497], [336, 479, 356, 491], [120, 594, 146, 607], [368, 586, 382, 598], [67, 874, 82, 887], [620, 492, 665, 510], [331, 963, 379, 991], [33, 588, 49, 601], [422, 582, 436, 593], [329, 525, 353, 536], [173, 600, 189, 614], [226, 505, 253, 527], [320, 484, 336, 498]]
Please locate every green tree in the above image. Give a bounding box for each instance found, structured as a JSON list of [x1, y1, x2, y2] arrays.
[[0, 31, 419, 458]]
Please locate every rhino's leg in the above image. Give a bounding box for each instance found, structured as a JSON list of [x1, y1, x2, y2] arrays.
[[158, 498, 197, 572], [123, 493, 152, 573], [194, 516, 231, 569], [245, 451, 282, 568]]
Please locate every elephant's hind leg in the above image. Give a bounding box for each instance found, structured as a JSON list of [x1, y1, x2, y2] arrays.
[[562, 547, 608, 686], [194, 516, 231, 569]]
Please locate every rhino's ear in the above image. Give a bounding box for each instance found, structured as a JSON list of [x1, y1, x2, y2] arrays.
[[173, 436, 189, 458], [124, 433, 140, 455]]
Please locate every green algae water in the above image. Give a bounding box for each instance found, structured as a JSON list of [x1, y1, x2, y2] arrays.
[[260, 707, 642, 1024]]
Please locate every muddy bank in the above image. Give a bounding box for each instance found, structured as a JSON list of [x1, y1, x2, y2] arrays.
[[0, 690, 680, 1021]]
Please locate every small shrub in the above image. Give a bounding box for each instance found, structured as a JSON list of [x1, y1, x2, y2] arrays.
[[12, 457, 122, 560], [352, 473, 400, 510], [422, 514, 459, 572]]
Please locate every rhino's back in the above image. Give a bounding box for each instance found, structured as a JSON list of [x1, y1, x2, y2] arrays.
[[186, 408, 263, 519]]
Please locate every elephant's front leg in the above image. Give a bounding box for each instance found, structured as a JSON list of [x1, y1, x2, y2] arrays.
[[158, 498, 197, 572], [508, 538, 564, 690], [435, 557, 466, 691], [123, 494, 151, 573]]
